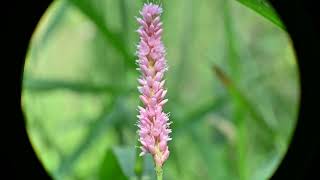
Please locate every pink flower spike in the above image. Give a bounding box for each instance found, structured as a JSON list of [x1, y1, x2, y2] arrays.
[[136, 3, 171, 169]]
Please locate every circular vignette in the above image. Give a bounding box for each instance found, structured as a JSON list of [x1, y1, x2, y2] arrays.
[[22, 1, 299, 180], [23, 0, 300, 179], [7, 0, 318, 180]]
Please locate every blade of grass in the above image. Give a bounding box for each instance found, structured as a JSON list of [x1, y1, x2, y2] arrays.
[[29, 116, 65, 162], [66, 0, 135, 68], [28, 0, 68, 67], [53, 96, 124, 178], [23, 78, 120, 94], [142, 154, 157, 180], [223, 1, 248, 178], [119, 0, 128, 42], [212, 64, 277, 136], [134, 135, 157, 180], [173, 97, 227, 136], [224, 2, 241, 80], [113, 147, 136, 178], [99, 147, 135, 180], [235, 114, 248, 180], [234, 0, 286, 30]]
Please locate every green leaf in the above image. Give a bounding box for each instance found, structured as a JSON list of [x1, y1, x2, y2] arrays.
[[29, 117, 65, 160], [99, 146, 136, 180], [142, 154, 156, 180], [53, 97, 122, 178], [234, 0, 286, 30], [23, 78, 119, 94], [66, 0, 135, 68], [28, 0, 68, 65], [113, 147, 137, 177], [212, 64, 277, 136], [134, 143, 156, 180], [173, 97, 227, 136], [223, 2, 249, 179]]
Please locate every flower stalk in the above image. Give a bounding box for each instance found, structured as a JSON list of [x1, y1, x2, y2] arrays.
[[136, 3, 171, 179], [156, 165, 163, 180]]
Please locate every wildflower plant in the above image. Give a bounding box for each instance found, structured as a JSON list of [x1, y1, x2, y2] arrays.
[[136, 2, 172, 180]]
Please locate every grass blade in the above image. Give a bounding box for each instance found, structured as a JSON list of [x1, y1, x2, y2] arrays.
[[23, 78, 119, 94], [53, 97, 123, 178], [66, 0, 135, 68], [99, 147, 136, 180], [235, 0, 286, 30], [212, 64, 277, 136], [173, 97, 226, 136]]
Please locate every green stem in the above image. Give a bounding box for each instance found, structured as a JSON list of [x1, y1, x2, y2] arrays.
[[156, 165, 163, 180]]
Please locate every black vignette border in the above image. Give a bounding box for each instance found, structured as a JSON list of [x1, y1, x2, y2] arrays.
[[3, 0, 53, 179], [269, 0, 320, 179]]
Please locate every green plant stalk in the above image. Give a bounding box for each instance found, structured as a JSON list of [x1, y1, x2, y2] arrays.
[[223, 0, 248, 179], [230, 83, 248, 180], [235, 107, 248, 180], [156, 165, 163, 180]]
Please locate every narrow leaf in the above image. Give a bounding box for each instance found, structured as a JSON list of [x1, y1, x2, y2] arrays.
[[99, 148, 129, 180], [29, 0, 68, 65], [113, 147, 136, 178], [142, 154, 156, 180], [66, 0, 135, 68], [54, 97, 122, 178], [99, 146, 136, 180], [235, 0, 286, 30], [23, 78, 119, 94], [212, 64, 277, 136], [173, 97, 227, 136]]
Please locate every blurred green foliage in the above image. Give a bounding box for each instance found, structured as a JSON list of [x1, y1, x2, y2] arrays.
[[22, 0, 299, 179]]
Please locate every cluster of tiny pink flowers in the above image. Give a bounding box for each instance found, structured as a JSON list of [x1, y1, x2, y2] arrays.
[[136, 3, 172, 168]]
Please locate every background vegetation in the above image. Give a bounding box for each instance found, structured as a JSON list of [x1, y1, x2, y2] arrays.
[[22, 0, 299, 179]]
